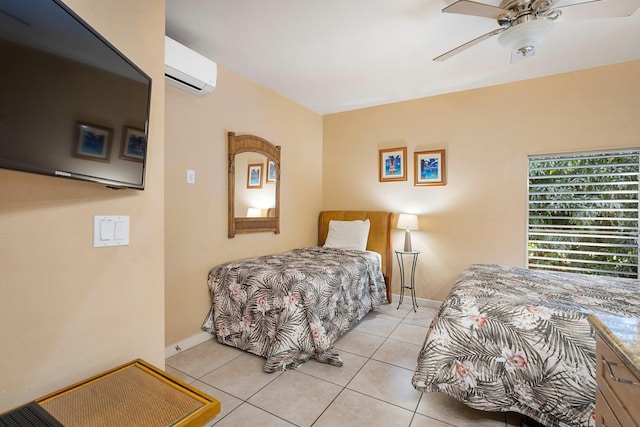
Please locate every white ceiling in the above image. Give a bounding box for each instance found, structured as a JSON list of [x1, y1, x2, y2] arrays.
[[165, 0, 640, 114]]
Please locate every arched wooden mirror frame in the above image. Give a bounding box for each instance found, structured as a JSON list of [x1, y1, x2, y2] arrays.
[[228, 132, 281, 238]]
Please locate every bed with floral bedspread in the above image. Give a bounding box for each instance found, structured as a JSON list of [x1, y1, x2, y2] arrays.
[[202, 246, 388, 372], [412, 264, 640, 427]]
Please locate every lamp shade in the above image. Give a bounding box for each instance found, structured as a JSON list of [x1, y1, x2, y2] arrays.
[[246, 207, 262, 217], [397, 213, 419, 230]]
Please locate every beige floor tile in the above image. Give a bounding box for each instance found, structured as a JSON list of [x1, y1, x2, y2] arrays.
[[200, 353, 282, 400], [395, 300, 418, 313], [372, 338, 422, 370], [249, 370, 342, 427], [370, 302, 412, 322], [347, 359, 422, 411], [416, 392, 506, 427], [212, 403, 296, 427], [164, 306, 522, 427], [296, 350, 368, 386], [164, 365, 196, 384], [403, 306, 439, 328], [410, 413, 455, 427], [192, 380, 242, 426], [334, 329, 385, 357], [390, 322, 429, 345], [314, 389, 414, 427], [352, 315, 399, 337], [165, 339, 243, 378]]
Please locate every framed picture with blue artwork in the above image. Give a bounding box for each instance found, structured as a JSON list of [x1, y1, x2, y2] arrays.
[[74, 122, 112, 162], [120, 126, 146, 162], [247, 163, 263, 189], [379, 147, 407, 182], [414, 149, 446, 186], [266, 160, 276, 183]]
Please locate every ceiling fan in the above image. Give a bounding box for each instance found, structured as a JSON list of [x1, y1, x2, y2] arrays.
[[434, 0, 640, 63]]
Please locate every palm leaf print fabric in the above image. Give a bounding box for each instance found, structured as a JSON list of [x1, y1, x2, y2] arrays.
[[412, 264, 640, 427], [202, 247, 387, 372]]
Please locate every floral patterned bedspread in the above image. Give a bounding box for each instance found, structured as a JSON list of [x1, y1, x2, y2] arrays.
[[412, 264, 640, 427], [202, 246, 388, 372]]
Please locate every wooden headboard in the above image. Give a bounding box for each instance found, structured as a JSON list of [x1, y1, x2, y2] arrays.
[[318, 211, 393, 303]]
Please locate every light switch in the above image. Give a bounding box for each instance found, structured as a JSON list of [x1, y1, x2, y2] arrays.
[[100, 221, 114, 240], [187, 169, 195, 184], [94, 215, 129, 247], [114, 221, 128, 241]]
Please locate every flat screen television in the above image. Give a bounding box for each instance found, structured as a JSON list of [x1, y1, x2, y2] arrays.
[[0, 0, 152, 190]]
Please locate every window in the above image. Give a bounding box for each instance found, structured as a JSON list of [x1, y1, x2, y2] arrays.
[[528, 150, 639, 278]]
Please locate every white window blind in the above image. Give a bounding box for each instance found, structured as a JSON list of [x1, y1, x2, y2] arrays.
[[528, 150, 639, 278]]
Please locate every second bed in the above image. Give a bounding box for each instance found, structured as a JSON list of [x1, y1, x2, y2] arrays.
[[412, 264, 640, 427], [202, 211, 392, 372]]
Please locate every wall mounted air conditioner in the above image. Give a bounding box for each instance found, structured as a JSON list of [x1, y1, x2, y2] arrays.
[[165, 36, 217, 95]]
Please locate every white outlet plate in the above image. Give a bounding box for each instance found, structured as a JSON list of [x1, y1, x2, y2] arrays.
[[187, 169, 195, 184]]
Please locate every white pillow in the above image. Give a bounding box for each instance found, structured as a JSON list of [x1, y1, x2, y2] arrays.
[[323, 219, 370, 251]]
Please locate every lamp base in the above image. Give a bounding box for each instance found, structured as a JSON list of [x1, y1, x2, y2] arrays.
[[403, 229, 412, 252]]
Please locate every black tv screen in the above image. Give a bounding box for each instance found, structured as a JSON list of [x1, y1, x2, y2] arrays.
[[0, 0, 152, 189]]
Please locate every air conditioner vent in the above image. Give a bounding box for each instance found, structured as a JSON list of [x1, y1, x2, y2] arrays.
[[164, 36, 216, 96]]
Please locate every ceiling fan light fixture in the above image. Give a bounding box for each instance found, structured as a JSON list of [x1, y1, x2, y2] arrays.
[[497, 19, 553, 53], [519, 46, 536, 57]]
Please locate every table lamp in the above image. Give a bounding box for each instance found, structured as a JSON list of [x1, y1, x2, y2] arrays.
[[397, 213, 419, 252]]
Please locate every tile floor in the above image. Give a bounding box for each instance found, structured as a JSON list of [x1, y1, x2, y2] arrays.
[[165, 302, 540, 427]]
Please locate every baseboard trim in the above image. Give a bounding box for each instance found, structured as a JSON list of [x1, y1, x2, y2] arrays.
[[165, 331, 212, 358], [390, 294, 442, 310]]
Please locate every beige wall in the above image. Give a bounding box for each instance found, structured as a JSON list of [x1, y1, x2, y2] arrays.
[[323, 61, 640, 302], [0, 0, 165, 412], [164, 67, 323, 346]]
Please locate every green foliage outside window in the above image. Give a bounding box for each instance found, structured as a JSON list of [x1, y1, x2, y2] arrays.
[[528, 151, 639, 278]]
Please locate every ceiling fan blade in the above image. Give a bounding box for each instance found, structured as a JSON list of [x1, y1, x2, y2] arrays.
[[434, 28, 506, 61], [555, 0, 640, 18], [442, 0, 511, 18]]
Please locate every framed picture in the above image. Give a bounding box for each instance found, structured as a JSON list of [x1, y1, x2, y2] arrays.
[[247, 163, 263, 188], [414, 149, 446, 186], [379, 147, 407, 182], [74, 122, 112, 162], [266, 160, 276, 183], [120, 126, 146, 162]]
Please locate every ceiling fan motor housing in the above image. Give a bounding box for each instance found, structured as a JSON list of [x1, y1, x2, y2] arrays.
[[497, 0, 558, 26], [499, 0, 554, 15]]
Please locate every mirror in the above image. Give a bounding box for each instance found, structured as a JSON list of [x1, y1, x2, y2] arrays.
[[234, 152, 276, 217], [228, 132, 280, 238]]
